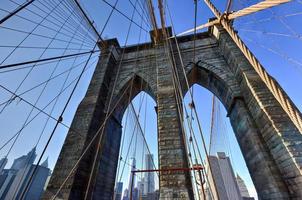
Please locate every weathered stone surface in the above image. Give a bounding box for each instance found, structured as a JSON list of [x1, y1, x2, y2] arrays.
[[43, 25, 302, 199]]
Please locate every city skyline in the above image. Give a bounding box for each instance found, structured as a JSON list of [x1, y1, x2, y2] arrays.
[[0, 147, 50, 200], [0, 0, 301, 199]]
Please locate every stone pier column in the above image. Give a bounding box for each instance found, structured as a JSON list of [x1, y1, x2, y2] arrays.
[[43, 40, 123, 200], [156, 46, 194, 199], [228, 98, 289, 199]]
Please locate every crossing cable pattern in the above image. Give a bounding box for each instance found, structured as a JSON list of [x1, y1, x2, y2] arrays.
[[0, 1, 92, 162], [0, 1, 90, 160], [0, 0, 155, 198], [203, 0, 302, 133], [18, 25, 98, 199], [165, 3, 219, 199], [0, 56, 99, 152], [83, 0, 142, 198], [0, 0, 34, 24], [235, 0, 302, 75], [175, 0, 291, 36], [43, 0, 155, 198], [159, 1, 216, 199], [237, 10, 302, 26], [0, 0, 101, 199]]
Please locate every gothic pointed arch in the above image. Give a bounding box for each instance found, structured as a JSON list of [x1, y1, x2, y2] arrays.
[[111, 73, 156, 121]]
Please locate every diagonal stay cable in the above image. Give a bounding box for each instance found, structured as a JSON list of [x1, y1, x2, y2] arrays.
[[0, 7, 96, 47], [0, 55, 98, 108], [0, 25, 94, 49], [50, 82, 132, 200], [0, 3, 87, 115], [0, 45, 92, 51], [166, 3, 219, 198], [0, 53, 93, 74], [0, 49, 100, 70], [0, 0, 34, 24], [38, 0, 98, 44], [84, 0, 140, 197], [0, 57, 98, 152], [101, 0, 149, 33], [8, 0, 97, 45], [0, 0, 75, 65], [15, 24, 97, 199], [0, 5, 89, 160], [19, 43, 99, 200]]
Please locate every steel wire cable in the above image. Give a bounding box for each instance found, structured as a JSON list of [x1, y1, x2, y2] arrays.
[[113, 24, 155, 199], [35, 0, 97, 44], [0, 0, 34, 24], [0, 53, 92, 74], [237, 11, 302, 26], [0, 2, 83, 115], [0, 5, 88, 179], [0, 57, 98, 153], [166, 3, 220, 199], [18, 26, 97, 200], [9, 0, 96, 43], [2, 1, 97, 48], [162, 25, 202, 200], [101, 0, 149, 33], [20, 42, 100, 200], [83, 0, 142, 197], [50, 82, 132, 200], [204, 0, 302, 133], [46, 0, 139, 197], [0, 0, 67, 66], [0, 25, 94, 49], [0, 55, 98, 111], [156, 2, 202, 197], [0, 7, 96, 47], [242, 35, 302, 75]]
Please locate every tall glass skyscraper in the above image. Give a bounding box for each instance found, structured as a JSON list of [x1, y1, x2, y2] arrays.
[[144, 154, 155, 195]]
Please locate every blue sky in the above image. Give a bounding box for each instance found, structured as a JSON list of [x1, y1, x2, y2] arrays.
[[0, 0, 301, 199]]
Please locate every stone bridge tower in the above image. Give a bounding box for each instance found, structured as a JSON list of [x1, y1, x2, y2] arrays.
[[43, 25, 302, 200]]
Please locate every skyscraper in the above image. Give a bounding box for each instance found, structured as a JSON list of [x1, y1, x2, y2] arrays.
[[127, 157, 136, 198], [0, 147, 37, 199], [114, 182, 123, 200], [0, 158, 8, 175], [137, 180, 144, 198], [0, 147, 50, 200], [143, 154, 155, 195], [206, 152, 242, 200], [236, 174, 251, 198]]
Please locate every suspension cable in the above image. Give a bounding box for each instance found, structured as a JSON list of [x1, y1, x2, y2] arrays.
[[0, 50, 99, 70], [101, 0, 149, 33], [83, 1, 140, 198], [204, 0, 302, 133], [0, 0, 34, 24], [14, 22, 95, 199], [165, 3, 220, 199], [0, 58, 98, 152]]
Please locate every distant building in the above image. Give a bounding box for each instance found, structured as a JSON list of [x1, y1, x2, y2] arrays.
[[144, 154, 155, 196], [206, 152, 242, 200], [127, 158, 136, 198], [0, 158, 8, 174], [114, 182, 123, 200], [236, 174, 250, 198], [0, 147, 50, 200], [20, 158, 51, 200], [122, 188, 129, 200], [122, 154, 158, 200], [132, 187, 139, 200], [137, 180, 144, 198]]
